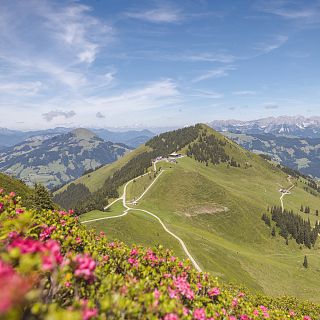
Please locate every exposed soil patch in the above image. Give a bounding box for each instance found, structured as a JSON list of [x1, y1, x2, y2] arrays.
[[180, 202, 229, 217]]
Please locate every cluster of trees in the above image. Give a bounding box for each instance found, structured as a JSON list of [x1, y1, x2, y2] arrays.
[[186, 132, 230, 166], [300, 205, 311, 214], [146, 125, 200, 156], [53, 183, 107, 214], [263, 206, 320, 248], [305, 179, 320, 193]]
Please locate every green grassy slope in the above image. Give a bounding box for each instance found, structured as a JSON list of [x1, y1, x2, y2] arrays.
[[0, 172, 34, 205], [81, 125, 320, 301]]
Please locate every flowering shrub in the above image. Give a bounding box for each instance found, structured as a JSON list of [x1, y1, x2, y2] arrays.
[[0, 189, 319, 319]]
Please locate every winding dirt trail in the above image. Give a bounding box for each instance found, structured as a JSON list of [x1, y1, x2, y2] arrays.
[[279, 175, 295, 212], [81, 162, 202, 272]]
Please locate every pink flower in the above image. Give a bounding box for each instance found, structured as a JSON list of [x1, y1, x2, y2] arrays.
[[40, 225, 56, 241], [81, 300, 98, 320], [289, 310, 296, 317], [259, 306, 268, 312], [9, 192, 16, 197], [130, 248, 139, 256], [0, 259, 32, 314], [41, 240, 63, 271], [193, 308, 206, 320], [303, 317, 311, 320], [74, 254, 96, 282], [164, 313, 179, 320], [154, 288, 160, 299], [15, 208, 24, 215], [65, 281, 71, 288], [229, 317, 237, 320], [128, 257, 139, 267], [240, 315, 249, 320], [208, 287, 220, 297], [232, 298, 238, 307], [0, 203, 4, 212], [8, 237, 42, 254], [253, 309, 259, 316], [60, 219, 66, 226], [76, 237, 82, 244], [173, 276, 194, 300]]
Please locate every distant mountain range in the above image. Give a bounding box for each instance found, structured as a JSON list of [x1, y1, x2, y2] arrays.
[[209, 116, 320, 179], [224, 132, 320, 179], [0, 127, 155, 148], [210, 116, 320, 138], [0, 128, 130, 189]]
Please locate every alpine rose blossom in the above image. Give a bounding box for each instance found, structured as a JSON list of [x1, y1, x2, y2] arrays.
[[74, 254, 96, 282]]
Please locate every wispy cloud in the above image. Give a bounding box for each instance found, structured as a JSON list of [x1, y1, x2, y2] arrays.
[[181, 53, 235, 63], [232, 90, 257, 96], [0, 81, 43, 96], [257, 1, 320, 24], [189, 89, 223, 99], [192, 66, 235, 83], [42, 110, 76, 122], [0, 0, 113, 90], [254, 35, 288, 53], [126, 6, 182, 23]]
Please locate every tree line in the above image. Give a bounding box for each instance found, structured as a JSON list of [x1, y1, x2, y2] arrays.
[[262, 205, 320, 248]]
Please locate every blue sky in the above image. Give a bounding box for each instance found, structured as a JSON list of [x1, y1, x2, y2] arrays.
[[0, 0, 319, 129]]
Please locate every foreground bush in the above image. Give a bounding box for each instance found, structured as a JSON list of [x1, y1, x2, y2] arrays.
[[0, 189, 319, 319]]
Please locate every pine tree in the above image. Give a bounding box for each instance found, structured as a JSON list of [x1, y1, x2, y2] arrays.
[[32, 183, 55, 211], [271, 227, 276, 237], [303, 255, 308, 268]]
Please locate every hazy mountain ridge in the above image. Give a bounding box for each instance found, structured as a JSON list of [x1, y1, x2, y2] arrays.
[[210, 116, 320, 138], [224, 132, 320, 179], [0, 127, 155, 148], [0, 128, 129, 189]]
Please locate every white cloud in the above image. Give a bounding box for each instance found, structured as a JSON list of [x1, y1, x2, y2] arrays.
[[192, 66, 235, 83], [126, 7, 182, 23], [184, 53, 236, 63], [0, 81, 43, 96], [83, 79, 180, 114], [232, 90, 257, 96], [258, 1, 320, 22], [254, 35, 288, 53]]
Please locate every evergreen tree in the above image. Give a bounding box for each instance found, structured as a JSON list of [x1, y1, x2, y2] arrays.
[[271, 227, 276, 237], [32, 183, 55, 211], [303, 255, 308, 268]]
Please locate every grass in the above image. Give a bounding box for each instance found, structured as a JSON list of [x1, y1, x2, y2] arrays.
[[81, 125, 320, 301]]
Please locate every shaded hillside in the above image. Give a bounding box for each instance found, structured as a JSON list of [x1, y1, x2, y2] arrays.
[[0, 128, 129, 189]]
